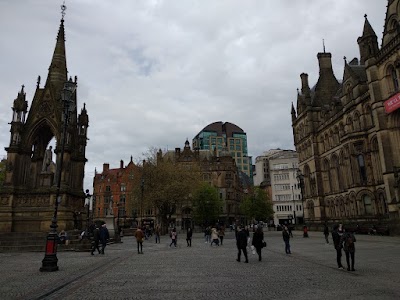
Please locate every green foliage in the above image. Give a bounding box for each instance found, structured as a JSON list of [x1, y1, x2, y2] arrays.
[[134, 148, 203, 230], [240, 187, 274, 222], [192, 183, 223, 226]]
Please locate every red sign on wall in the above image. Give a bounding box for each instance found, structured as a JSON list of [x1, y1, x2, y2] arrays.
[[384, 92, 400, 113]]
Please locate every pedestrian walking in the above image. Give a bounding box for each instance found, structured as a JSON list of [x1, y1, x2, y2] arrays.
[[154, 225, 161, 244], [282, 226, 291, 254], [186, 227, 192, 247], [236, 226, 249, 263], [134, 227, 145, 254], [323, 223, 330, 244], [332, 224, 344, 269], [204, 226, 211, 243], [252, 226, 265, 261], [99, 223, 109, 254], [210, 227, 219, 246], [90, 225, 101, 255], [303, 225, 309, 238], [340, 227, 356, 271], [170, 228, 177, 247], [218, 225, 225, 246]]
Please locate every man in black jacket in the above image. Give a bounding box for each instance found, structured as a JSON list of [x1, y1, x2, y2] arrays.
[[236, 226, 249, 263], [90, 225, 101, 255], [332, 224, 344, 269]]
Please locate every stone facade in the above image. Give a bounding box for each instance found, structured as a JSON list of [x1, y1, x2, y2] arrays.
[[292, 1, 400, 224], [0, 18, 88, 232]]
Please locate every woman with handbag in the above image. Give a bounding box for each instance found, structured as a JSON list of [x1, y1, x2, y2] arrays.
[[252, 226, 265, 262]]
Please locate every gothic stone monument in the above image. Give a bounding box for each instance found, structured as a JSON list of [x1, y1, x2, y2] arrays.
[[0, 18, 89, 233]]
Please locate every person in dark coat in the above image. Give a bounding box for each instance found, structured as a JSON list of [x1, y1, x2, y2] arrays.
[[282, 226, 291, 254], [236, 226, 249, 263], [252, 226, 264, 261], [186, 227, 193, 247], [91, 225, 101, 255], [332, 224, 344, 269], [340, 227, 356, 271], [99, 223, 110, 254]]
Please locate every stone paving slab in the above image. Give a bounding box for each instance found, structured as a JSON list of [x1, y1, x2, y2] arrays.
[[0, 230, 400, 300]]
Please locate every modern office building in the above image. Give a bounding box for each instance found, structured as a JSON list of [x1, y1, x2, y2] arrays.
[[292, 1, 400, 224], [192, 121, 253, 180]]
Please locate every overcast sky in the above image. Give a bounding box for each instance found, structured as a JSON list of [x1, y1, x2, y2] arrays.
[[0, 0, 387, 191]]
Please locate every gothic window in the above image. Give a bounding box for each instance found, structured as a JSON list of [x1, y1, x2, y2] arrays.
[[371, 137, 383, 184], [331, 155, 340, 192], [323, 159, 331, 194], [387, 65, 399, 94], [357, 154, 367, 184], [364, 105, 374, 128], [377, 193, 388, 215], [339, 123, 345, 137], [353, 111, 361, 131], [333, 126, 339, 145], [362, 194, 373, 215], [307, 200, 315, 220], [325, 133, 330, 150], [346, 117, 353, 133]]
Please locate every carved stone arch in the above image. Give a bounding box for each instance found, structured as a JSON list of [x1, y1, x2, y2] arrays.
[[323, 158, 331, 194], [363, 104, 374, 128], [356, 189, 376, 216], [376, 189, 388, 216], [346, 116, 353, 133], [349, 192, 357, 216], [385, 63, 399, 95], [333, 126, 339, 145], [353, 110, 361, 131], [339, 122, 345, 137], [324, 132, 330, 150], [330, 154, 340, 193], [370, 136, 383, 184], [329, 130, 334, 148], [339, 196, 345, 218]]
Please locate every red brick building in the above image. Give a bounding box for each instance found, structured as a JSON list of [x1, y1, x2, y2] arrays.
[[92, 157, 142, 226]]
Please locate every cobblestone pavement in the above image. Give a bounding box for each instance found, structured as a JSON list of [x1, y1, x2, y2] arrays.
[[1, 230, 400, 300]]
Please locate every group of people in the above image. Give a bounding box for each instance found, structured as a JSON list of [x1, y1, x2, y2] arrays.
[[90, 223, 110, 255], [204, 226, 225, 246], [235, 225, 266, 263], [332, 223, 357, 271]]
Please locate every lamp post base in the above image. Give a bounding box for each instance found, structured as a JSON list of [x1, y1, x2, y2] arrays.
[[40, 232, 59, 272]]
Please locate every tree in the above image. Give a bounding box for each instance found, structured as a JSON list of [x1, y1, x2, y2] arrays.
[[240, 187, 274, 223], [192, 183, 223, 227], [132, 148, 203, 232]]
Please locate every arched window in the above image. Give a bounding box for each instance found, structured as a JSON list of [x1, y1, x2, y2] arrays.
[[357, 154, 367, 184], [387, 65, 399, 94], [323, 159, 331, 194], [353, 111, 361, 131], [363, 194, 373, 215], [371, 137, 383, 184], [346, 117, 353, 133]]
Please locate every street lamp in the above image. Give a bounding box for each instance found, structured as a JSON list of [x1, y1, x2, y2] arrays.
[[296, 169, 305, 224], [292, 185, 296, 225], [84, 189, 92, 235], [40, 78, 76, 272], [140, 177, 144, 228]]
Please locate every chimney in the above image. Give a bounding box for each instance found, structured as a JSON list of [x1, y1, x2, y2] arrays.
[[103, 163, 109, 172], [300, 73, 310, 94], [317, 52, 333, 71], [120, 160, 124, 169]]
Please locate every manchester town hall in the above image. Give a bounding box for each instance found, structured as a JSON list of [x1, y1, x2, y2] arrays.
[[292, 0, 400, 225]]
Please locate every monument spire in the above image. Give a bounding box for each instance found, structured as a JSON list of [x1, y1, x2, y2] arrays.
[[45, 1, 68, 92]]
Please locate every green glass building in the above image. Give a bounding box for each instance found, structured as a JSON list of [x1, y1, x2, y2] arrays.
[[192, 121, 253, 179]]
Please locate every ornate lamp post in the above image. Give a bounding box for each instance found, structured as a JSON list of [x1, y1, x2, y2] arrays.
[[140, 178, 144, 227], [40, 79, 76, 272], [84, 189, 92, 235], [296, 169, 305, 224]]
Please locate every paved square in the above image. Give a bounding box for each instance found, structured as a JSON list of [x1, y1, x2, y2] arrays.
[[0, 229, 399, 299]]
